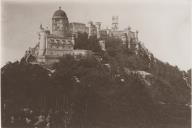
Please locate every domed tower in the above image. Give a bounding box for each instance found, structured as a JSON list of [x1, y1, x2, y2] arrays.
[[52, 7, 69, 37]]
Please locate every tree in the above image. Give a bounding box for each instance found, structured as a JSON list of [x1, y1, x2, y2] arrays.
[[74, 33, 101, 53], [1, 61, 50, 110]]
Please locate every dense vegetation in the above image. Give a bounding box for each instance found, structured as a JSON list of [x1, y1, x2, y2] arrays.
[[1, 34, 191, 128]]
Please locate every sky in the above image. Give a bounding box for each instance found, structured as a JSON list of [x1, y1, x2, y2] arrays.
[[1, 0, 191, 70]]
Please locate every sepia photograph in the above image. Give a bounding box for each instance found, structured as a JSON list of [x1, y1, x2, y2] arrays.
[[1, 0, 191, 128]]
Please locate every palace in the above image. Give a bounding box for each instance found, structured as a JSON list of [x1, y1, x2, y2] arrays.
[[25, 7, 141, 65]]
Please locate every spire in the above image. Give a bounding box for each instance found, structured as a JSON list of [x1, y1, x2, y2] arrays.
[[59, 6, 61, 10]]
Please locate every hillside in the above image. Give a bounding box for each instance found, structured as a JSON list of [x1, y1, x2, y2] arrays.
[[1, 35, 191, 128]]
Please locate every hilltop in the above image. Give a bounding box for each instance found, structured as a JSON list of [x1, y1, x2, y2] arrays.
[[2, 34, 191, 128]]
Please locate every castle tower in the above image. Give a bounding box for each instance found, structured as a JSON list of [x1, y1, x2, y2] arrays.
[[112, 16, 118, 31], [38, 24, 47, 56], [88, 21, 93, 38], [52, 7, 69, 37], [95, 22, 101, 39]]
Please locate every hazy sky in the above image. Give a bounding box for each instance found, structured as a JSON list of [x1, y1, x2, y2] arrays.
[[1, 0, 191, 70]]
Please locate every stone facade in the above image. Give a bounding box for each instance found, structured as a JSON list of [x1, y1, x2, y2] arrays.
[[27, 7, 93, 65], [87, 21, 97, 38], [85, 18, 140, 51], [26, 7, 142, 65], [69, 22, 88, 34]]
